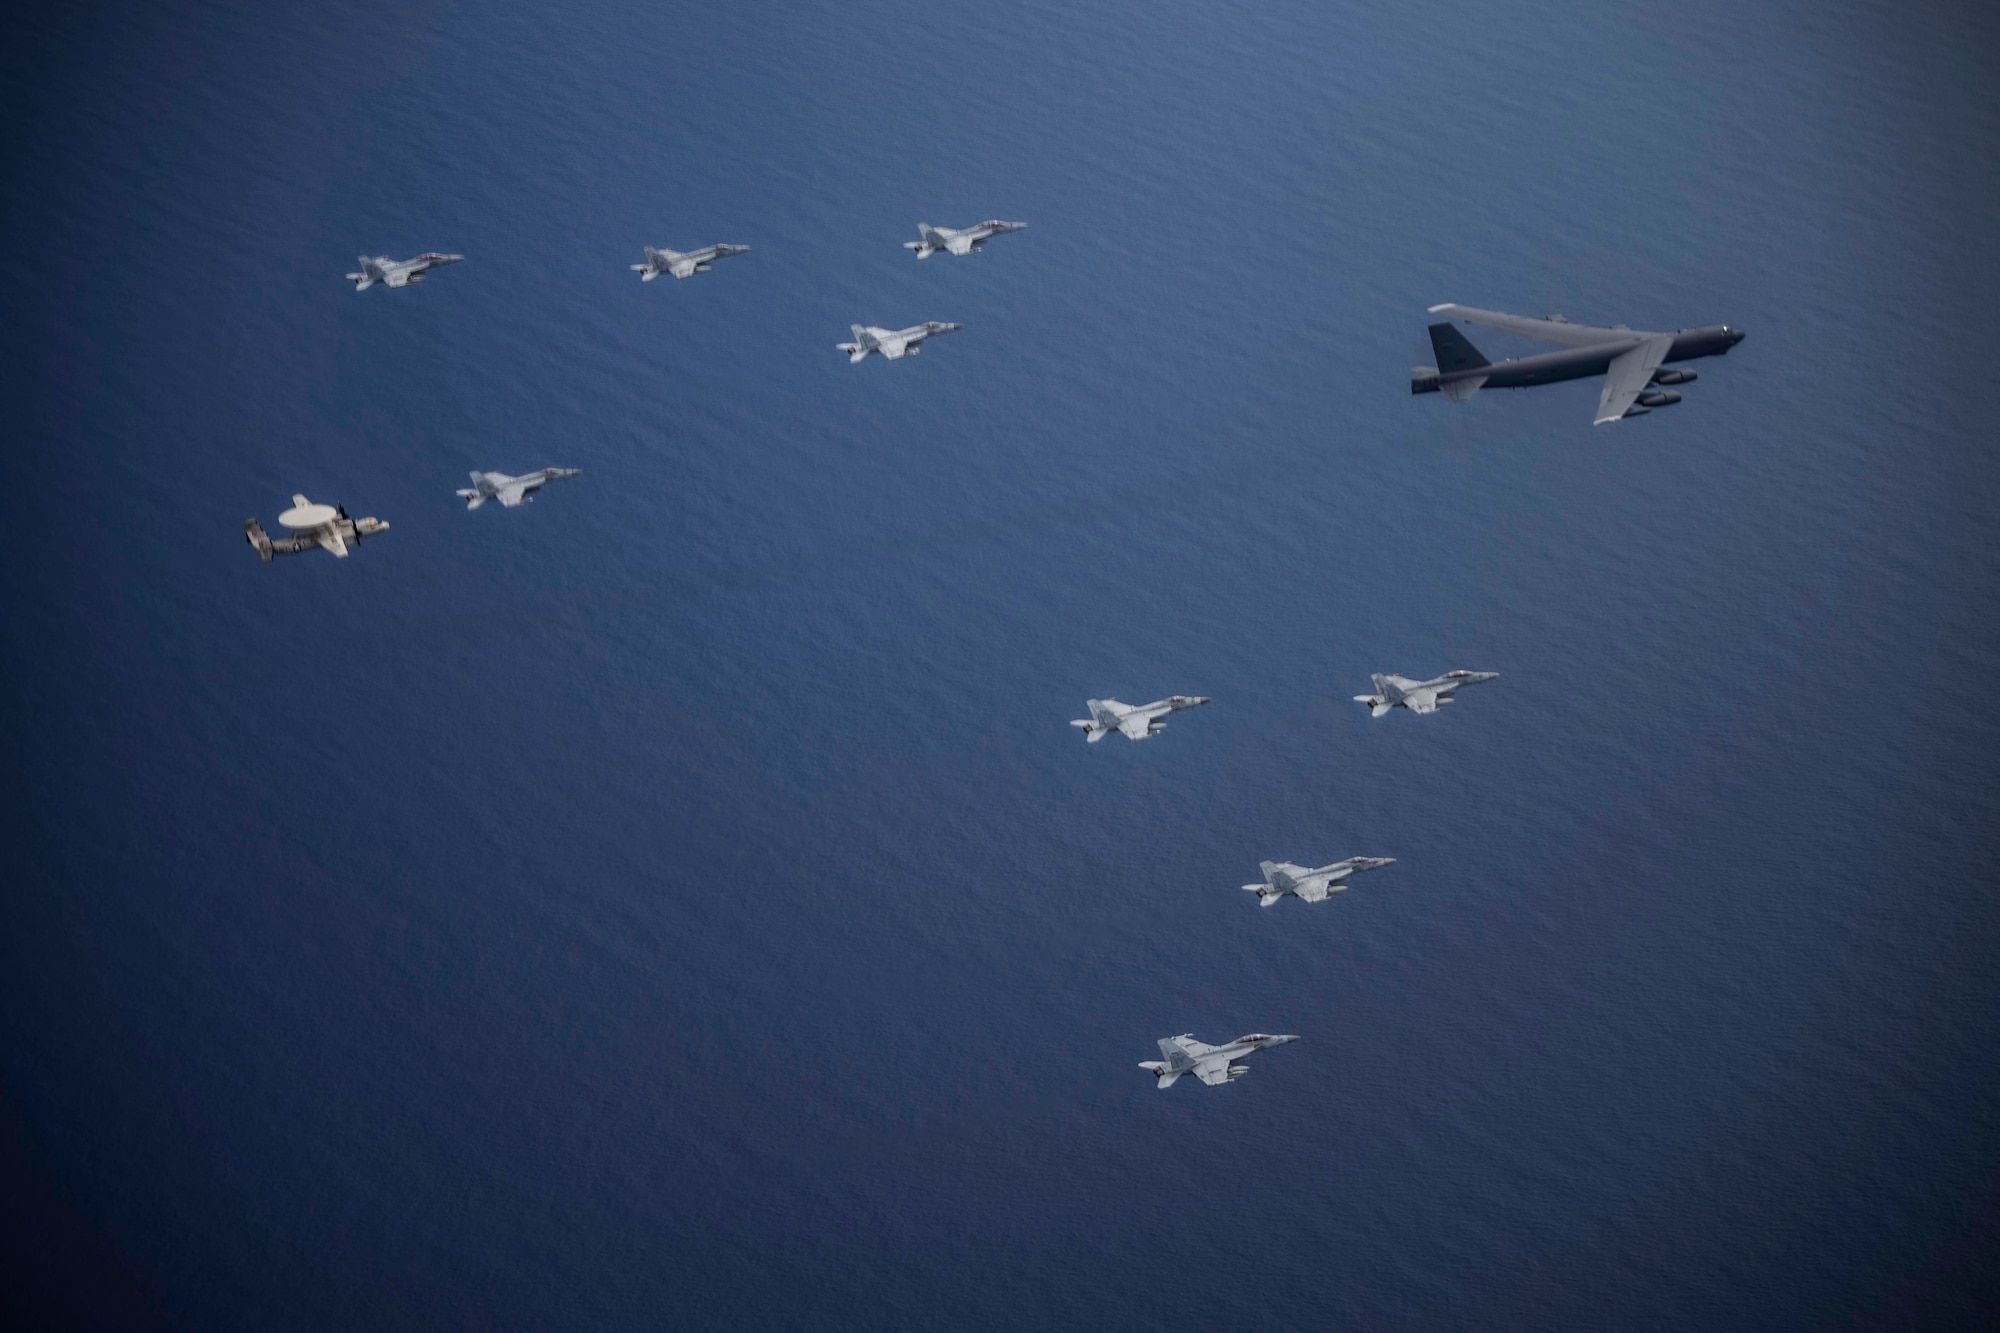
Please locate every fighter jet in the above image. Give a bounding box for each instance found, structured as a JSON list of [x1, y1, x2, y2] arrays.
[[903, 219, 1027, 259], [244, 495, 388, 561], [836, 321, 962, 363], [346, 252, 462, 291], [1354, 670, 1499, 717], [1070, 695, 1210, 742], [1140, 1033, 1298, 1089], [1413, 304, 1745, 424], [1244, 856, 1396, 907], [631, 243, 750, 281], [457, 468, 581, 509]]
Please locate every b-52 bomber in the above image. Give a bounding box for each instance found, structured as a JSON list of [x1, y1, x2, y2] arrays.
[[903, 219, 1027, 258], [346, 252, 462, 291], [631, 243, 750, 280], [1414, 304, 1745, 424], [1140, 1033, 1298, 1089], [1355, 670, 1499, 717], [457, 468, 581, 509], [1070, 695, 1211, 742], [837, 321, 961, 363], [1244, 856, 1396, 907], [245, 495, 388, 561]]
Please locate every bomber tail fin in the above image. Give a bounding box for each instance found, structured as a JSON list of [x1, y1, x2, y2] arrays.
[[1427, 322, 1490, 373]]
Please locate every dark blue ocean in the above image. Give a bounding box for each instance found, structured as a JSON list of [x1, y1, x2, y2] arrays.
[[5, 1, 1998, 1327]]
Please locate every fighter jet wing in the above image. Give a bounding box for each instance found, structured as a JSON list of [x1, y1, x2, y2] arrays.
[[877, 338, 909, 359], [1293, 880, 1332, 903], [1427, 304, 1641, 348], [1117, 713, 1156, 739], [669, 258, 698, 277], [1403, 688, 1441, 715], [496, 483, 532, 507], [1193, 1058, 1236, 1086], [1594, 335, 1675, 425], [1162, 1036, 1213, 1061]]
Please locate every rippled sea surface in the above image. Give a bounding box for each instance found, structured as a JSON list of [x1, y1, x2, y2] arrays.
[[5, 1, 1997, 1327]]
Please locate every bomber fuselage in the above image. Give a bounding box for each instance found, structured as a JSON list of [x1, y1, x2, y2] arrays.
[[1414, 325, 1743, 395]]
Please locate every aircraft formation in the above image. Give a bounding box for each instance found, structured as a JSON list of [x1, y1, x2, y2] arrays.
[[256, 216, 1743, 1092]]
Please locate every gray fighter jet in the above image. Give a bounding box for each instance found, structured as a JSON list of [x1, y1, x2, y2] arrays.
[[457, 468, 581, 510], [631, 243, 750, 281], [346, 252, 463, 291], [903, 219, 1027, 259], [1070, 695, 1211, 742], [1413, 304, 1745, 424], [837, 321, 962, 363], [1140, 1033, 1298, 1089], [1244, 856, 1396, 907], [1354, 670, 1499, 717], [244, 494, 388, 561]]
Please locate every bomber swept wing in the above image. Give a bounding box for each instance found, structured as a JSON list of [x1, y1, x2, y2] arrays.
[[1595, 335, 1675, 424], [1426, 304, 1642, 348]]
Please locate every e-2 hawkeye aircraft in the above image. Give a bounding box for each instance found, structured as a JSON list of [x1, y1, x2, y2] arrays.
[[1414, 304, 1744, 424], [245, 495, 388, 561]]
